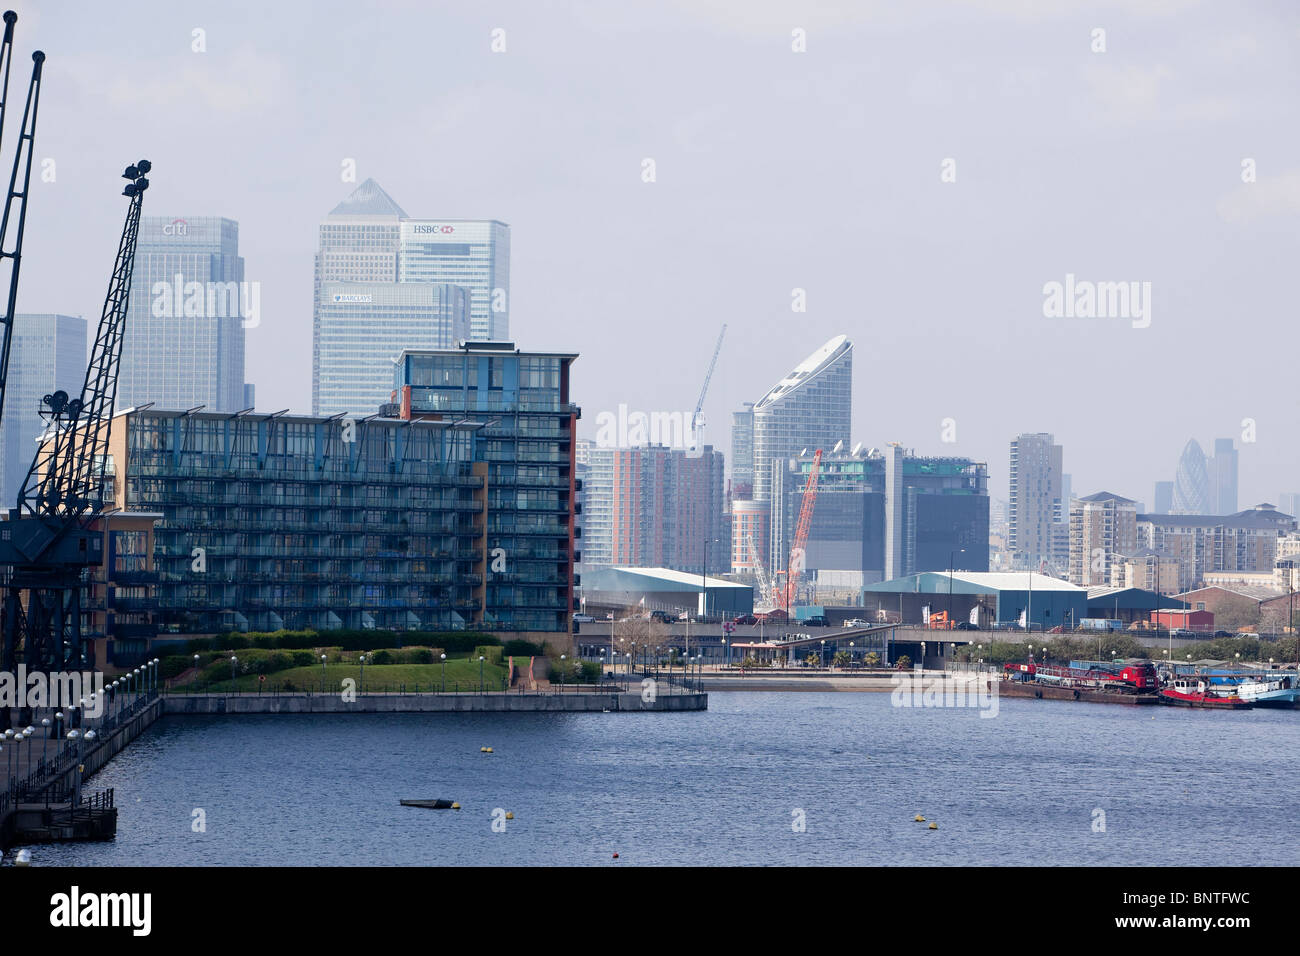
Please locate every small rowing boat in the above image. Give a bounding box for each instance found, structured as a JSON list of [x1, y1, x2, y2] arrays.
[[400, 799, 455, 809]]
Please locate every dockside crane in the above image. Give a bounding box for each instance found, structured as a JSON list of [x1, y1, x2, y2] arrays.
[[0, 10, 155, 681]]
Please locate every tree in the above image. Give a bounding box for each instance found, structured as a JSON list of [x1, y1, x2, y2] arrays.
[[864, 651, 880, 667], [612, 613, 671, 671], [895, 654, 912, 669], [833, 650, 852, 669], [804, 652, 820, 668]]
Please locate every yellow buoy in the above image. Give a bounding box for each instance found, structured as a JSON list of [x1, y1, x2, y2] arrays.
[[505, 811, 514, 820], [914, 815, 926, 822], [452, 802, 461, 810], [928, 822, 938, 830], [486, 747, 493, 753]]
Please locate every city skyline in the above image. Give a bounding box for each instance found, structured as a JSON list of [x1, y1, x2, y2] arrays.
[[8, 0, 1298, 508]]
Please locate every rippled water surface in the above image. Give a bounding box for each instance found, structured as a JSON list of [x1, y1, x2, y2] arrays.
[[25, 692, 1300, 866]]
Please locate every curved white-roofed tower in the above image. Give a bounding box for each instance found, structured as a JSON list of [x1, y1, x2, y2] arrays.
[[751, 334, 853, 504]]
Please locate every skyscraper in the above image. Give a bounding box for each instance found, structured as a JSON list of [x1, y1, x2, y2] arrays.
[[399, 220, 510, 341], [730, 402, 755, 498], [1172, 439, 1212, 514], [0, 313, 86, 506], [751, 335, 852, 504], [312, 179, 511, 414], [118, 216, 249, 413], [1008, 432, 1063, 567], [1210, 437, 1239, 515], [1153, 480, 1174, 514]]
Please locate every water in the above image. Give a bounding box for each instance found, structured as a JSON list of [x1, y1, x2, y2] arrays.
[[23, 692, 1300, 866]]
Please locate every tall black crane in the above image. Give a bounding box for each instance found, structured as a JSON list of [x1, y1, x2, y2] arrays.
[[0, 9, 153, 684]]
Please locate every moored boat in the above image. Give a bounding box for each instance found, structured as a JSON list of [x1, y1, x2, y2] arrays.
[[1159, 677, 1253, 709]]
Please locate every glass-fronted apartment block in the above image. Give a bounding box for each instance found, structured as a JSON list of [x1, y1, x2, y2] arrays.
[[315, 282, 470, 416], [391, 342, 578, 633], [399, 220, 510, 341], [104, 407, 487, 633], [0, 313, 86, 507], [770, 448, 989, 590], [118, 216, 249, 413], [1008, 432, 1064, 568]]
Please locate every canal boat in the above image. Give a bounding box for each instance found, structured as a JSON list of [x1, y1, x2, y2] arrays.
[[1159, 676, 1253, 709]]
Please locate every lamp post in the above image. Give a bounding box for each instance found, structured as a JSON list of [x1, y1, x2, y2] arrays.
[[320, 654, 327, 693], [229, 656, 238, 690], [440, 653, 447, 692], [67, 729, 81, 806], [560, 654, 566, 693], [479, 655, 485, 695], [948, 548, 965, 628], [193, 654, 200, 693], [41, 718, 51, 764], [359, 654, 366, 695]]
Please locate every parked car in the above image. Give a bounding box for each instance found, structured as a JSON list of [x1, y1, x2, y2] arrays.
[[955, 622, 979, 631], [843, 618, 869, 628], [572, 614, 595, 623], [650, 610, 676, 624], [732, 614, 758, 626], [804, 615, 830, 627]]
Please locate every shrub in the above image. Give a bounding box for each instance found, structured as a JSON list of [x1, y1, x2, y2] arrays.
[[404, 648, 433, 665], [291, 651, 317, 668], [474, 645, 503, 665], [370, 650, 394, 665], [503, 639, 544, 657]]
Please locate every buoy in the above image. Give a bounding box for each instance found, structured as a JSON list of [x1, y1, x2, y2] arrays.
[[505, 811, 514, 820], [914, 815, 925, 822], [15, 849, 31, 866], [452, 802, 461, 810], [612, 852, 619, 859], [928, 822, 938, 830]]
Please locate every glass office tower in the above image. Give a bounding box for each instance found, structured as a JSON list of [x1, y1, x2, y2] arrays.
[[119, 216, 248, 413], [398, 220, 510, 341], [0, 313, 86, 506]]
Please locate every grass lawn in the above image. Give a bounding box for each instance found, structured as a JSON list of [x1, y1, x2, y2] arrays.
[[184, 659, 510, 694]]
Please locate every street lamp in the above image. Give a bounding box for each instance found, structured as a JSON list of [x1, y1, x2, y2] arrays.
[[359, 654, 366, 694], [479, 655, 485, 694], [229, 656, 238, 689], [320, 654, 327, 693], [948, 548, 965, 627], [440, 653, 447, 692], [40, 718, 51, 763], [67, 730, 81, 806]]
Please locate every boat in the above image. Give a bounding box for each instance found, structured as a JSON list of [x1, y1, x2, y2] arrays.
[[1226, 673, 1300, 707], [1159, 677, 1253, 709], [399, 799, 455, 809]]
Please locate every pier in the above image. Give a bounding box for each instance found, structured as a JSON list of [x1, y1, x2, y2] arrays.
[[1, 690, 164, 851]]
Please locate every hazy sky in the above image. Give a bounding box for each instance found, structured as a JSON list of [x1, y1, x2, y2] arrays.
[[11, 0, 1300, 506]]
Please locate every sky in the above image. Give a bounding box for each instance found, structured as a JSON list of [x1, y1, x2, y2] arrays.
[[8, 0, 1300, 507]]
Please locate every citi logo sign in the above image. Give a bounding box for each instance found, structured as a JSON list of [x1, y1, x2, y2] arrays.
[[162, 218, 188, 236], [413, 224, 454, 234]]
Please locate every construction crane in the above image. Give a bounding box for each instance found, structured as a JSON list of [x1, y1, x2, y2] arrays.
[[0, 13, 154, 682], [775, 448, 822, 613], [688, 323, 725, 452], [747, 531, 776, 613]]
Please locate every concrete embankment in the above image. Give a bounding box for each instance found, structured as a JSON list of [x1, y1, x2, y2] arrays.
[[162, 691, 707, 714], [699, 673, 901, 692]]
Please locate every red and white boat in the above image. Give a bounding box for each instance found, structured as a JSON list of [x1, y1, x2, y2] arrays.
[[1159, 676, 1253, 709]]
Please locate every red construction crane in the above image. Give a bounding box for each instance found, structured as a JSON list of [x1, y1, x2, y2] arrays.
[[775, 448, 822, 612]]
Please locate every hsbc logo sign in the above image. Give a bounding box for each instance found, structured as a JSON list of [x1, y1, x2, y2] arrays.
[[162, 218, 188, 236], [412, 224, 455, 235]]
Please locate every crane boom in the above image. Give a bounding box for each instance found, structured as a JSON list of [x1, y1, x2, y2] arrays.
[[19, 160, 150, 519], [691, 323, 726, 431], [777, 448, 822, 611], [0, 26, 42, 441]]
